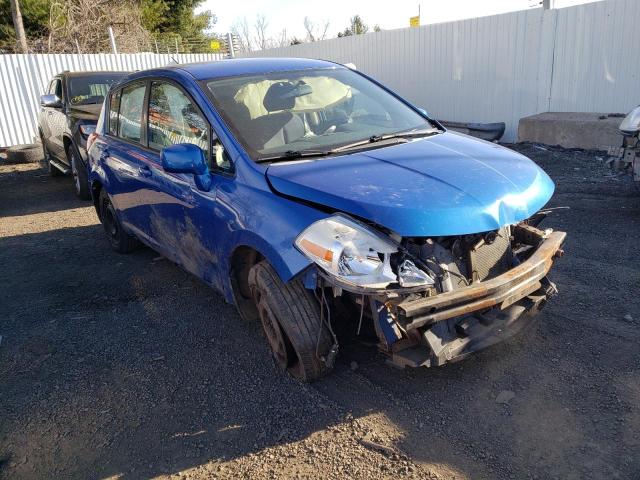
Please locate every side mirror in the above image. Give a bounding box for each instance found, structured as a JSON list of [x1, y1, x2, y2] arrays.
[[41, 94, 62, 108], [161, 143, 212, 191]]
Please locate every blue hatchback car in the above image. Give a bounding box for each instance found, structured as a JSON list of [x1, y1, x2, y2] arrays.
[[87, 58, 566, 381]]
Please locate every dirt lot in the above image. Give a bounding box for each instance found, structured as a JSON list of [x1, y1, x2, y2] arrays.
[[1, 145, 639, 480]]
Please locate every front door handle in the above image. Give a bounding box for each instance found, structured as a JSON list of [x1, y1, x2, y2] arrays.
[[138, 164, 152, 177]]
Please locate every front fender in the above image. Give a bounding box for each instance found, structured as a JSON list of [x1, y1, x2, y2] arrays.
[[212, 178, 327, 303]]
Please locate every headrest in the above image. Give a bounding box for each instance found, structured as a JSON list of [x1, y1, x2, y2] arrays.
[[263, 81, 298, 112]]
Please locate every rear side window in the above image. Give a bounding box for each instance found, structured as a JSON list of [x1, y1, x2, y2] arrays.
[[108, 90, 121, 136], [148, 81, 209, 154], [117, 83, 146, 143]]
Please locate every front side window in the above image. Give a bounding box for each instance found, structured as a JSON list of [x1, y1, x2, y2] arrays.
[[118, 83, 146, 143], [148, 81, 209, 154], [204, 67, 433, 160], [68, 73, 125, 106], [108, 90, 121, 136]]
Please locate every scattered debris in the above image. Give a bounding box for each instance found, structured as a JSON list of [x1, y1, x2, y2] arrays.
[[359, 434, 396, 456], [350, 360, 359, 371], [624, 314, 634, 322]]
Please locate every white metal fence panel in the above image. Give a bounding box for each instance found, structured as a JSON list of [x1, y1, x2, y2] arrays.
[[550, 0, 640, 113], [0, 53, 225, 147], [240, 0, 640, 142]]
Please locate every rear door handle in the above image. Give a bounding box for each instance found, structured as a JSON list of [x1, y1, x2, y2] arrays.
[[138, 164, 152, 177]]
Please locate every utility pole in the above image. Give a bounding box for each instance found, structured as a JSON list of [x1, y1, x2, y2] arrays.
[[10, 0, 28, 53], [227, 32, 235, 58]]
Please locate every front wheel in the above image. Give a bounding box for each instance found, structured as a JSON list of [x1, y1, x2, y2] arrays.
[[69, 146, 90, 200], [99, 189, 139, 253], [248, 260, 334, 382]]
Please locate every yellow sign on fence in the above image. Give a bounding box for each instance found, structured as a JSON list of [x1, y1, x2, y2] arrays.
[[210, 40, 221, 51], [410, 15, 420, 28]]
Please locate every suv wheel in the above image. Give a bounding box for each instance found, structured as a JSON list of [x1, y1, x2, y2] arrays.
[[99, 189, 139, 253], [248, 260, 334, 382], [69, 146, 90, 200]]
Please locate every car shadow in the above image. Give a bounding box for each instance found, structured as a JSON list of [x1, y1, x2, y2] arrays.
[[0, 162, 87, 217]]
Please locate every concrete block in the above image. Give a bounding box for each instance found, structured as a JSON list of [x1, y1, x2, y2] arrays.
[[518, 112, 625, 150]]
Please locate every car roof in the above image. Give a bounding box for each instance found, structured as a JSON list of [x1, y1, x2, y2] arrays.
[[126, 57, 343, 82], [59, 71, 130, 79]]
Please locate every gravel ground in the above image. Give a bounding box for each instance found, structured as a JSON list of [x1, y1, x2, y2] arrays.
[[0, 145, 639, 480]]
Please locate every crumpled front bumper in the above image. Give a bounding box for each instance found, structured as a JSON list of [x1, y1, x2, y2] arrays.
[[389, 230, 566, 368], [396, 231, 566, 329]]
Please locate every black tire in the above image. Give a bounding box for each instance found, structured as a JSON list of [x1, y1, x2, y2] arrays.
[[69, 145, 90, 200], [6, 144, 43, 164], [248, 260, 334, 382], [99, 189, 139, 253]]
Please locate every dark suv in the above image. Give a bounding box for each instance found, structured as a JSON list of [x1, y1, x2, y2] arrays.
[[38, 71, 127, 199]]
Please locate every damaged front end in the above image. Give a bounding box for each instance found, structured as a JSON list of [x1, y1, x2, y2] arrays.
[[296, 214, 566, 369]]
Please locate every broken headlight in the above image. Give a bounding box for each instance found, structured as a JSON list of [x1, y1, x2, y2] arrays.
[[295, 214, 398, 288], [295, 214, 436, 289]]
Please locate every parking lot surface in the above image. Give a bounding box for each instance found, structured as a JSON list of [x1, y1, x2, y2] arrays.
[[1, 145, 639, 479]]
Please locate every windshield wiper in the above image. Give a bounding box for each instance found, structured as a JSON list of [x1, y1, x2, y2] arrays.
[[256, 128, 439, 163], [330, 128, 438, 153], [256, 149, 331, 163]]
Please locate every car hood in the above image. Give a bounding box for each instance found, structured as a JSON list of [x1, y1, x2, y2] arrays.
[[266, 132, 555, 237]]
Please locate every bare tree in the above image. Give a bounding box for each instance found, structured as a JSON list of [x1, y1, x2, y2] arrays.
[[303, 16, 316, 42], [10, 0, 28, 53], [276, 28, 289, 48], [254, 14, 269, 50], [232, 14, 293, 51], [303, 16, 330, 42], [319, 19, 330, 40], [231, 16, 252, 52]]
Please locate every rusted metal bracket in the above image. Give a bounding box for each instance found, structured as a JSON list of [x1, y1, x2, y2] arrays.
[[396, 230, 566, 330]]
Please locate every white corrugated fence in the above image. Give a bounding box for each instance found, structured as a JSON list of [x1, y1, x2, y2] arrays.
[[240, 0, 640, 142], [0, 53, 226, 147], [2, 0, 639, 147]]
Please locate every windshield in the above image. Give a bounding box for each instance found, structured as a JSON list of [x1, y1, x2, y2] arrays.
[[204, 67, 434, 160], [68, 73, 126, 106]]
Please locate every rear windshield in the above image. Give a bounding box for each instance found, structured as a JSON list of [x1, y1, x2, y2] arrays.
[[68, 74, 126, 106]]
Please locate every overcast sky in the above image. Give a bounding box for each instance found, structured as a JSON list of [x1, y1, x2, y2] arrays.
[[200, 0, 602, 42]]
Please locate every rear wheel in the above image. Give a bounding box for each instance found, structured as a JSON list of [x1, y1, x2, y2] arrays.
[[69, 146, 90, 200], [99, 189, 138, 253], [248, 260, 334, 382]]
